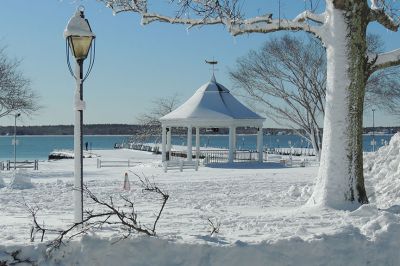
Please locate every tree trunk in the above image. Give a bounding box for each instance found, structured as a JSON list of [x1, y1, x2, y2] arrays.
[[310, 126, 321, 161], [308, 1, 369, 209]]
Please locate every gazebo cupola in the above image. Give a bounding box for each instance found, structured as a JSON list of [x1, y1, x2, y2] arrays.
[[160, 74, 266, 163]]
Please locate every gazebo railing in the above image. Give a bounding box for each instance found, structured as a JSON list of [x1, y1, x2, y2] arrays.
[[202, 150, 229, 164], [234, 150, 258, 161], [169, 149, 264, 163], [272, 147, 316, 156]]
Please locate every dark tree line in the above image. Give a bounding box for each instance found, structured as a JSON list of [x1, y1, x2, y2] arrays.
[[0, 124, 141, 135]]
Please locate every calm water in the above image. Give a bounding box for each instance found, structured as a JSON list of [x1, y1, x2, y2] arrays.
[[0, 135, 129, 161], [0, 134, 392, 160]]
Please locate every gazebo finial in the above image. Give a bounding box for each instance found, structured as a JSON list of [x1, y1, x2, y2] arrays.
[[211, 72, 216, 83], [205, 58, 218, 77]]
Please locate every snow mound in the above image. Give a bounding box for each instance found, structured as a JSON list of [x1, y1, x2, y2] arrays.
[[360, 210, 399, 240], [286, 184, 312, 201], [349, 204, 379, 217], [8, 170, 34, 190], [0, 176, 5, 188], [2, 230, 400, 266], [48, 150, 98, 160], [364, 132, 400, 208]]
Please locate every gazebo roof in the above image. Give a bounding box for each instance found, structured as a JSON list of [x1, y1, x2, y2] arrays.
[[160, 75, 265, 127]]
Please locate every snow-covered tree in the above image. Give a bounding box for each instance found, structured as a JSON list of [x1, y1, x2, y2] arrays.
[[100, 0, 400, 209]]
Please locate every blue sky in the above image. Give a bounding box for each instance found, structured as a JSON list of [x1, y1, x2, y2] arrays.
[[0, 0, 399, 127]]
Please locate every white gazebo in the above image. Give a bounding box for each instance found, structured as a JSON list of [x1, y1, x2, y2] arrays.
[[160, 74, 266, 163]]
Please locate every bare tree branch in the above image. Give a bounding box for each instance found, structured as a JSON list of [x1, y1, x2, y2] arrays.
[[133, 172, 169, 233], [369, 8, 399, 31], [230, 35, 325, 159], [133, 94, 180, 145], [207, 217, 221, 236], [366, 66, 400, 114], [0, 46, 40, 117], [370, 0, 400, 28], [371, 48, 400, 72]]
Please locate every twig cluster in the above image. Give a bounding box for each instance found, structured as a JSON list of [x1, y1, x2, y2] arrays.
[[28, 173, 169, 250], [207, 217, 221, 236]]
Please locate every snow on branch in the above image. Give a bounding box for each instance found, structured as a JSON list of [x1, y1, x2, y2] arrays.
[[100, 1, 322, 37], [229, 17, 321, 37], [371, 48, 400, 72], [142, 12, 322, 37], [141, 13, 224, 27], [294, 10, 326, 24], [104, 0, 147, 14], [370, 0, 379, 10], [369, 8, 399, 32]]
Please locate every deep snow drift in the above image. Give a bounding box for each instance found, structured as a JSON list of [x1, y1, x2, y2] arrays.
[[0, 135, 400, 265], [364, 133, 400, 208]]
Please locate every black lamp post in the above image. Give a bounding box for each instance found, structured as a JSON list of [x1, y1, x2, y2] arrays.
[[64, 6, 95, 224], [13, 113, 21, 170], [372, 108, 376, 152]]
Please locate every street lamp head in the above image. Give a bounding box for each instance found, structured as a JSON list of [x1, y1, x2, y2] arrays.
[[64, 6, 95, 60], [15, 113, 21, 118]]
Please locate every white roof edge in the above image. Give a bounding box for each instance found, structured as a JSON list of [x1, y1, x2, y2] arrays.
[[159, 76, 265, 124]]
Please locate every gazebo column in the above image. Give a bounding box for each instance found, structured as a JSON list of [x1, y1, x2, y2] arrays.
[[187, 126, 193, 161], [196, 127, 200, 161], [257, 126, 264, 162], [161, 125, 167, 162], [167, 127, 172, 160], [233, 128, 237, 150], [228, 126, 236, 163]]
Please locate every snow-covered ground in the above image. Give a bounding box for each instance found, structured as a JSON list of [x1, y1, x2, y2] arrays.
[[1, 135, 400, 265]]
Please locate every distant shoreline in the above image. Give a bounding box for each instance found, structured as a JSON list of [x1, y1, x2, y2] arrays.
[[0, 124, 140, 136], [0, 124, 398, 136], [0, 134, 132, 137]]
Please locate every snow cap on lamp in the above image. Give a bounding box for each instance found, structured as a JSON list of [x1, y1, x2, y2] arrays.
[[64, 6, 95, 39]]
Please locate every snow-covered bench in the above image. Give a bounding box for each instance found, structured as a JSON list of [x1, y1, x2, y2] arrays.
[[97, 159, 132, 168], [280, 158, 307, 167], [5, 160, 39, 170], [163, 160, 199, 173]]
